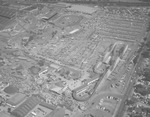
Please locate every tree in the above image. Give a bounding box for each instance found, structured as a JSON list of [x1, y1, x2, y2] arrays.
[[141, 51, 150, 58], [134, 85, 148, 96], [146, 21, 150, 32], [125, 98, 137, 106], [7, 108, 11, 113], [133, 55, 139, 65], [145, 40, 150, 48]]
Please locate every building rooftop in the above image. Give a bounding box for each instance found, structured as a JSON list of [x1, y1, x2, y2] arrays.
[[10, 95, 41, 117]]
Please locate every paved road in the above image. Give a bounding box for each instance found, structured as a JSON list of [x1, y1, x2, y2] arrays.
[[115, 51, 142, 117], [115, 78, 134, 117], [15, 0, 150, 7], [64, 1, 150, 7]]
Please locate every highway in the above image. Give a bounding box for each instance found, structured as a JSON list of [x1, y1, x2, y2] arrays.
[[64, 1, 150, 7], [115, 49, 143, 117], [115, 76, 135, 117], [15, 0, 150, 7]]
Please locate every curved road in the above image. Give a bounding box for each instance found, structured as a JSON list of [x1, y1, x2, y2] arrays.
[[72, 73, 104, 101], [72, 43, 122, 102]]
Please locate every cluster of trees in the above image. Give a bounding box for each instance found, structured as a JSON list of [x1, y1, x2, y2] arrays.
[[141, 51, 150, 58], [127, 106, 150, 117], [134, 84, 150, 96], [125, 97, 138, 106], [141, 37, 150, 58]]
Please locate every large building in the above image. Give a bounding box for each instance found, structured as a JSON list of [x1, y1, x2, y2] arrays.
[[10, 95, 41, 117], [0, 6, 16, 30]]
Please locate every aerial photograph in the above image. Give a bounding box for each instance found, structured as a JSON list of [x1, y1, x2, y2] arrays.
[[0, 0, 150, 117]]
